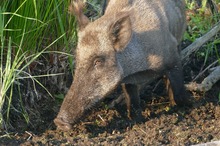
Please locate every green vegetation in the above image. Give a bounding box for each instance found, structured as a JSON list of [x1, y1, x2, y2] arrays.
[[185, 0, 220, 40], [0, 0, 77, 129], [184, 0, 220, 64]]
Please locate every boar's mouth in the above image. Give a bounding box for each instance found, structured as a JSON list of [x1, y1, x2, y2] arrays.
[[54, 103, 85, 131], [54, 117, 73, 131], [54, 93, 114, 131]]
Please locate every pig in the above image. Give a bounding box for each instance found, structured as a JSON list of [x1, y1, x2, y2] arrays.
[[54, 0, 191, 131]]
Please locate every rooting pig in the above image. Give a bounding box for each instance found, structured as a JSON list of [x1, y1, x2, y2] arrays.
[[54, 0, 191, 131]]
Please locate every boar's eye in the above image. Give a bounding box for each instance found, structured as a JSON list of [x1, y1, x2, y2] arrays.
[[94, 57, 105, 68]]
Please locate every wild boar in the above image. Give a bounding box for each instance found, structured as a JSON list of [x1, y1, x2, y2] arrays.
[[54, 0, 190, 131]]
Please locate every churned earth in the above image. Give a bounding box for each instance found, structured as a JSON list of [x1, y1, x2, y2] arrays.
[[0, 54, 220, 145]]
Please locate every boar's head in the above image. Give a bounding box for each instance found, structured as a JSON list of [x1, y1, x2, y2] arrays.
[[54, 0, 132, 131]]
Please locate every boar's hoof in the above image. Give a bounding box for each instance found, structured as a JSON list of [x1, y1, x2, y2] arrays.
[[54, 117, 72, 131]]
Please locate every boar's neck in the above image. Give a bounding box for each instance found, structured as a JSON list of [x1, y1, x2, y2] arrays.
[[116, 31, 178, 85], [116, 34, 149, 81]]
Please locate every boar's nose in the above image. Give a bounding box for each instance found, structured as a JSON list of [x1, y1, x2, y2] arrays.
[[54, 117, 72, 131]]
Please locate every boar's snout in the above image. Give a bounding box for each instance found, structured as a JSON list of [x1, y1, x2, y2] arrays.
[[54, 115, 72, 131]]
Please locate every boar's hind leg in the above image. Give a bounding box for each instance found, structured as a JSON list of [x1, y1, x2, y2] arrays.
[[165, 64, 190, 106], [121, 83, 141, 120]]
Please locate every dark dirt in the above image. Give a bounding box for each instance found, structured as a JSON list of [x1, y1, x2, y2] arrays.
[[0, 55, 220, 145]]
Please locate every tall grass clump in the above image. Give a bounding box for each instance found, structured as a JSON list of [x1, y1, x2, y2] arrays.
[[0, 0, 77, 130]]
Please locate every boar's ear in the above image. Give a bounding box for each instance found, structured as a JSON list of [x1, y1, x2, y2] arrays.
[[69, 0, 89, 30], [110, 13, 132, 52]]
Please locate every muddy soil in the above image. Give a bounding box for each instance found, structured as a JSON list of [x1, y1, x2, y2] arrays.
[[0, 56, 220, 145]]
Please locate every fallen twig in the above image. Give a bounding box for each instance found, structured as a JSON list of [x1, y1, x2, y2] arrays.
[[185, 66, 220, 92], [25, 131, 34, 141], [181, 21, 220, 63], [193, 60, 219, 81]]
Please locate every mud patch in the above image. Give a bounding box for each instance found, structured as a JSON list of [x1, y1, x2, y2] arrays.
[[1, 81, 220, 145]]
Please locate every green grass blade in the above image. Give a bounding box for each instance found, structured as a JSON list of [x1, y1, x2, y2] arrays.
[[5, 0, 28, 28]]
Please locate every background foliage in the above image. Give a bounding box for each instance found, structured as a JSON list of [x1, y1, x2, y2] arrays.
[[0, 0, 77, 129]]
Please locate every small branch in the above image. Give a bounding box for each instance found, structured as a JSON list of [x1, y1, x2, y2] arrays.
[[25, 131, 34, 141], [193, 60, 219, 81], [185, 66, 220, 92], [181, 21, 220, 63]]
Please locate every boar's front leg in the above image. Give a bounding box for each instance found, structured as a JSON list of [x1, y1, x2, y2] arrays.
[[164, 76, 176, 106], [165, 63, 191, 106], [121, 83, 141, 120]]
